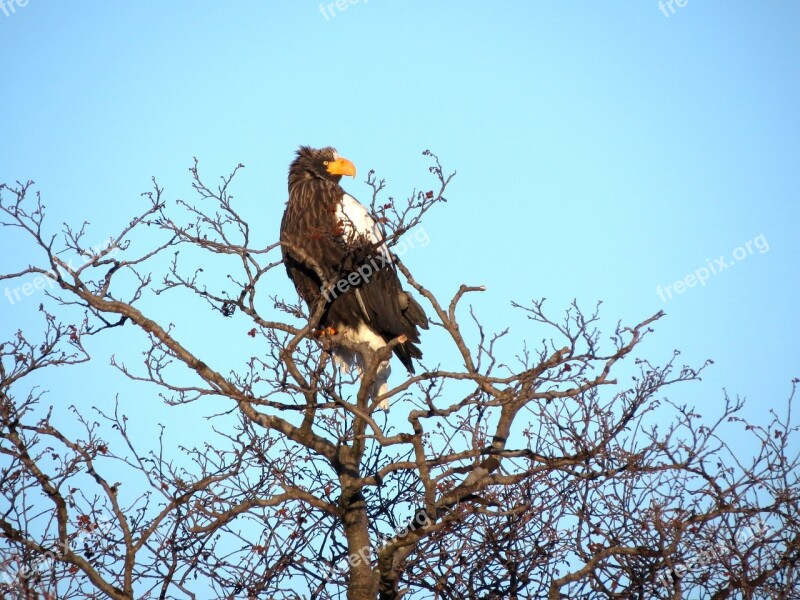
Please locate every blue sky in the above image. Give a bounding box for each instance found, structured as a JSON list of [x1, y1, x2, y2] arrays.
[[0, 0, 799, 566]]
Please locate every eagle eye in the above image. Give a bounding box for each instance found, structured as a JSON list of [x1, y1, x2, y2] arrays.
[[323, 160, 330, 166]]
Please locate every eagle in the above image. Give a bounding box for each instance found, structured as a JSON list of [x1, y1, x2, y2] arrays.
[[280, 146, 428, 409]]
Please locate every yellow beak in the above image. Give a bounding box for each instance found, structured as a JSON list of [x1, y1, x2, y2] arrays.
[[326, 157, 356, 178]]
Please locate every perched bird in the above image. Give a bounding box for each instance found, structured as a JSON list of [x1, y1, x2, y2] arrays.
[[280, 146, 428, 409]]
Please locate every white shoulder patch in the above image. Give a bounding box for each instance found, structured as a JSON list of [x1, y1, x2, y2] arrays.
[[337, 193, 391, 263]]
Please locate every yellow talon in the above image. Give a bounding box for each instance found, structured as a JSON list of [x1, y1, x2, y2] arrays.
[[314, 326, 338, 337]]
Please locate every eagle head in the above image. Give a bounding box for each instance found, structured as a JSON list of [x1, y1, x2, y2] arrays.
[[289, 146, 357, 187]]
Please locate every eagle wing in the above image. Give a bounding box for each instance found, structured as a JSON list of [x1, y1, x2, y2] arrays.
[[335, 193, 428, 370]]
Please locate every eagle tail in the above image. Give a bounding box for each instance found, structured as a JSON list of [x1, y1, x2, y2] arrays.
[[402, 292, 429, 331]]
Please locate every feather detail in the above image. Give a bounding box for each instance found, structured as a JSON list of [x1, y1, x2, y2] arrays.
[[280, 146, 427, 410]]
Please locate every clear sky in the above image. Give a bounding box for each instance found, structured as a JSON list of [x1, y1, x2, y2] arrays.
[[0, 0, 799, 582]]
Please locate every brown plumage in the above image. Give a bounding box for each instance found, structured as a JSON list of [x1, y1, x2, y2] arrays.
[[280, 146, 427, 407]]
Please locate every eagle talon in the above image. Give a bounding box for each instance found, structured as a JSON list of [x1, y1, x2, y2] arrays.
[[314, 326, 338, 338]]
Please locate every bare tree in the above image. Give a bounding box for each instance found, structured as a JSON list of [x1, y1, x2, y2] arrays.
[[0, 155, 797, 599]]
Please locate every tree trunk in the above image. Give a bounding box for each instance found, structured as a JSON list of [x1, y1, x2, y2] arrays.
[[339, 447, 378, 600]]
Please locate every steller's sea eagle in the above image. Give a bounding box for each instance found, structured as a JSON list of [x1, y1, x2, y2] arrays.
[[280, 146, 428, 409]]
